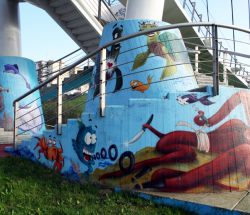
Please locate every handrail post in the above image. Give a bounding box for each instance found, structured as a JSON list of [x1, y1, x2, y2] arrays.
[[100, 48, 106, 117], [13, 101, 19, 150], [212, 24, 219, 96], [191, 1, 196, 22], [198, 14, 202, 32], [223, 48, 229, 85], [183, 0, 187, 8], [57, 74, 63, 135], [98, 0, 101, 21], [195, 46, 199, 74]]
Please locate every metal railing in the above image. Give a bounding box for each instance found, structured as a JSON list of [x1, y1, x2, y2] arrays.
[[36, 48, 88, 83], [13, 23, 250, 149], [87, 0, 118, 23], [179, 0, 249, 82]]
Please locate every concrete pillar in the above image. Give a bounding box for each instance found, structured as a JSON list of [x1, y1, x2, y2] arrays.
[[0, 0, 21, 56], [125, 0, 165, 21]]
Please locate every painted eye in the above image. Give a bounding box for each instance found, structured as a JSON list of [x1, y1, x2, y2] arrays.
[[91, 134, 97, 144], [48, 138, 52, 144], [84, 132, 92, 145], [114, 33, 118, 39]]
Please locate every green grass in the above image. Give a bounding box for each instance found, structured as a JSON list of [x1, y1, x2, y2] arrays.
[[0, 157, 189, 215], [43, 94, 86, 126]]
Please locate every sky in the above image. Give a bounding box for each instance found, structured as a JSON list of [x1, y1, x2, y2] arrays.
[[20, 3, 79, 61], [19, 0, 250, 62]]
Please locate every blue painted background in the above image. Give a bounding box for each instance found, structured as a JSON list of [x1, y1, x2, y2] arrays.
[[17, 20, 250, 193], [0, 56, 44, 134]]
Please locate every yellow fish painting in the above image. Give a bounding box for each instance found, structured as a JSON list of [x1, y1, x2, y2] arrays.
[[130, 75, 152, 93]]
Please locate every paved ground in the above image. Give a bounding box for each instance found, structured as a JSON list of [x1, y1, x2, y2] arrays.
[[137, 190, 250, 214]]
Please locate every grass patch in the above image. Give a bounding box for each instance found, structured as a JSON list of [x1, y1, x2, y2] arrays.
[[0, 157, 190, 215], [43, 94, 86, 127]]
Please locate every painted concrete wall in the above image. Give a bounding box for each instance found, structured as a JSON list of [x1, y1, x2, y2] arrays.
[[0, 56, 44, 134], [17, 20, 250, 193], [86, 19, 198, 114], [19, 86, 250, 192]]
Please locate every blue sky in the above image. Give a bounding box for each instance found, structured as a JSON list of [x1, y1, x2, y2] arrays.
[[20, 3, 78, 61], [20, 0, 250, 61]]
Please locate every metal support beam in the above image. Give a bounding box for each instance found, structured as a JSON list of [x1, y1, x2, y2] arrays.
[[223, 48, 229, 85], [13, 101, 19, 150], [98, 0, 101, 21], [99, 49, 106, 117], [191, 2, 196, 22], [183, 0, 187, 8], [195, 46, 199, 74], [57, 72, 63, 135], [212, 25, 219, 96]]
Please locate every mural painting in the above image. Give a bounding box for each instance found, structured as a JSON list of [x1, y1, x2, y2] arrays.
[[72, 123, 97, 175], [34, 136, 64, 172], [3, 64, 31, 89], [130, 75, 152, 93], [0, 57, 44, 133], [0, 85, 12, 131], [176, 93, 214, 106], [15, 19, 250, 194], [94, 24, 124, 97], [132, 21, 177, 80], [92, 91, 250, 192]]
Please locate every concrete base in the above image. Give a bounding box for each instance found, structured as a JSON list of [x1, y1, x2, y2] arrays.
[[135, 190, 250, 214]]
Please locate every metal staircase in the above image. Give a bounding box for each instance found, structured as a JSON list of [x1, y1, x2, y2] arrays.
[[24, 0, 118, 54]]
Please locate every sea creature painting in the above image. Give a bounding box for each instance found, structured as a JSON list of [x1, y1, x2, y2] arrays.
[[16, 102, 43, 134], [176, 94, 214, 106], [130, 75, 152, 93], [3, 64, 31, 89], [72, 123, 97, 175], [34, 136, 64, 172], [100, 91, 250, 192], [132, 22, 177, 80]]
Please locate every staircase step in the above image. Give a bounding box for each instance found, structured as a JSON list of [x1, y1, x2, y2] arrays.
[[50, 0, 68, 8], [72, 26, 94, 35], [55, 3, 75, 14], [66, 18, 86, 29]]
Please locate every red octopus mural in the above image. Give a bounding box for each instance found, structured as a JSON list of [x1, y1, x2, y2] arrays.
[[100, 90, 250, 192]]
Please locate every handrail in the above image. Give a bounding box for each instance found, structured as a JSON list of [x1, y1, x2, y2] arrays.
[[101, 0, 117, 21], [13, 22, 250, 105], [36, 48, 81, 72]]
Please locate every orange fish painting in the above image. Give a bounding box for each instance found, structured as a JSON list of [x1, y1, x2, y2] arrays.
[[130, 75, 152, 93]]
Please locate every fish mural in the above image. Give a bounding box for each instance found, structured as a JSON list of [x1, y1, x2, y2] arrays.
[[3, 64, 31, 89], [130, 75, 152, 93], [176, 94, 214, 106], [72, 123, 97, 175], [132, 22, 177, 80]]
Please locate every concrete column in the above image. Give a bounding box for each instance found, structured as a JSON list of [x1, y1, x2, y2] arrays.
[[125, 0, 165, 21], [0, 0, 21, 56]]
